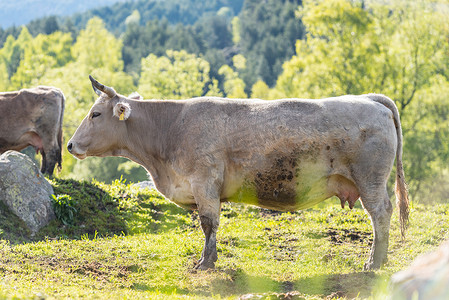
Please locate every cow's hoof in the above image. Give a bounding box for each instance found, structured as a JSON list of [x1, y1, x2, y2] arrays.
[[364, 256, 387, 270], [363, 262, 373, 271], [363, 261, 381, 271], [194, 260, 215, 270]]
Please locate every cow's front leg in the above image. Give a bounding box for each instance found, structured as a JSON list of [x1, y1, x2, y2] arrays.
[[197, 213, 219, 269], [192, 183, 221, 270]]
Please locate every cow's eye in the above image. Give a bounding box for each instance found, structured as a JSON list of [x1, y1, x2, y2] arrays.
[[91, 112, 101, 118]]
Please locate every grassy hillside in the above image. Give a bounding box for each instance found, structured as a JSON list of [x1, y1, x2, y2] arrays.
[[0, 179, 448, 299]]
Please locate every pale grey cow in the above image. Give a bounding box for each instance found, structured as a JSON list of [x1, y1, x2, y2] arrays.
[[68, 76, 409, 270]]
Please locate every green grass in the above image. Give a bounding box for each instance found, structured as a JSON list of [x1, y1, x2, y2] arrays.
[[1, 178, 448, 299]]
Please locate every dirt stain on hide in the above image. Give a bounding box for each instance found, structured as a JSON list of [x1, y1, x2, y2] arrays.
[[228, 141, 330, 211], [253, 154, 299, 210], [252, 142, 325, 211]]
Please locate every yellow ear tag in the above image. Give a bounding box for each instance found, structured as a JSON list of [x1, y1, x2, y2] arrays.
[[119, 112, 125, 121]]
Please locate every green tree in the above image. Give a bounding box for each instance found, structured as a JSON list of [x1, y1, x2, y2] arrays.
[[194, 15, 233, 49], [373, 1, 447, 113], [232, 54, 246, 70], [138, 50, 217, 99], [0, 59, 9, 91], [276, 0, 376, 98], [218, 64, 247, 98], [251, 80, 270, 99], [0, 27, 32, 89], [11, 31, 73, 89], [73, 17, 124, 73], [125, 10, 141, 26], [122, 19, 205, 77], [274, 0, 449, 197], [238, 0, 304, 88], [231, 16, 241, 45], [400, 75, 449, 201]]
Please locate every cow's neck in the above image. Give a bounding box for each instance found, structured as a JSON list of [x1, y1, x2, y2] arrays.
[[119, 99, 185, 182]]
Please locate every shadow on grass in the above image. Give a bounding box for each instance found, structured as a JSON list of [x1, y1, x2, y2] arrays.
[[131, 283, 190, 295], [0, 200, 31, 242], [293, 271, 378, 299], [0, 178, 194, 244], [34, 178, 129, 242], [181, 268, 381, 299]]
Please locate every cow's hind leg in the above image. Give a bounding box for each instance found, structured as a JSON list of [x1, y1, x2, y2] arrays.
[[359, 187, 393, 270], [191, 182, 221, 270]]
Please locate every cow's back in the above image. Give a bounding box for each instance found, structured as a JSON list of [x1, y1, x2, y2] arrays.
[[1, 87, 61, 141], [173, 95, 396, 163]]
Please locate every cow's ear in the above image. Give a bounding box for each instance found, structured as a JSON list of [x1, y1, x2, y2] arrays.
[[128, 92, 143, 100], [113, 102, 131, 121]]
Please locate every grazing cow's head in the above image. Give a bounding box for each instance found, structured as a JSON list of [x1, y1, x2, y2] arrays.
[[67, 76, 139, 159]]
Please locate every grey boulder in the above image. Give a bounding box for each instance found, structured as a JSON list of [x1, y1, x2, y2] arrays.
[[0, 150, 55, 234]]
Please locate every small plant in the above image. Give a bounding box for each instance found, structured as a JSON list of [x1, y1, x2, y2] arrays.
[[51, 194, 77, 226]]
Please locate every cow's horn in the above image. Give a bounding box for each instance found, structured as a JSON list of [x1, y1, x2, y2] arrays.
[[89, 75, 116, 98]]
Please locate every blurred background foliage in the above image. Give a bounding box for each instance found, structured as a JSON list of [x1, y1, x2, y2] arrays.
[[1, 0, 449, 203]]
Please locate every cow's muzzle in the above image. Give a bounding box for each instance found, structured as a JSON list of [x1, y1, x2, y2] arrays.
[[67, 141, 87, 159], [67, 142, 73, 153]]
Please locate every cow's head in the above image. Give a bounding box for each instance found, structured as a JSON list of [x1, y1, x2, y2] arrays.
[[67, 76, 138, 159]]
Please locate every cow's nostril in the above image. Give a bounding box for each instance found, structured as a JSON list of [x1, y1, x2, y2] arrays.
[[67, 142, 73, 152]]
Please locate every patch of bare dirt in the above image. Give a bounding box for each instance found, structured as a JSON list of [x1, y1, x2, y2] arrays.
[[71, 261, 131, 281], [326, 228, 372, 245], [11, 255, 140, 283]]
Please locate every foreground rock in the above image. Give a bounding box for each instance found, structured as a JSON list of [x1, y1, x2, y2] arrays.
[[0, 150, 55, 234], [390, 240, 449, 299]]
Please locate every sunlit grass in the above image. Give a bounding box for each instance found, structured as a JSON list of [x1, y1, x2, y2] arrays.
[[1, 179, 448, 299]]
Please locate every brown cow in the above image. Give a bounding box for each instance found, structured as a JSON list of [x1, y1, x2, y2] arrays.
[[68, 76, 409, 270], [0, 86, 65, 175]]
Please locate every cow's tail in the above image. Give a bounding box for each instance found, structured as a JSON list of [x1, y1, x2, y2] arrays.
[[369, 94, 409, 238], [57, 89, 65, 172]]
